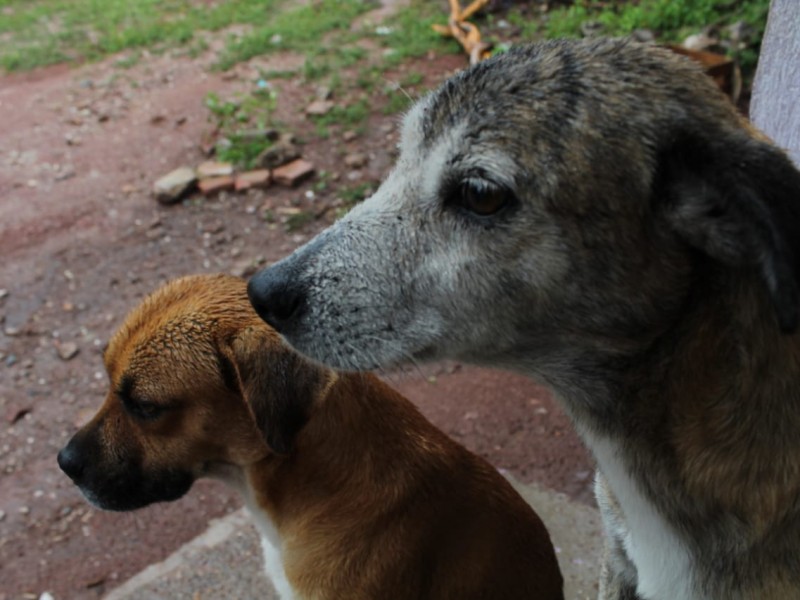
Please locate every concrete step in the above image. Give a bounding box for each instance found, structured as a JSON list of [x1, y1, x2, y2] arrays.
[[508, 477, 602, 599], [105, 477, 602, 600]]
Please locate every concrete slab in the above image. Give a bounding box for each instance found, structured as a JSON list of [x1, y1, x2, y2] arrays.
[[104, 510, 277, 600], [507, 476, 603, 599], [105, 477, 602, 600]]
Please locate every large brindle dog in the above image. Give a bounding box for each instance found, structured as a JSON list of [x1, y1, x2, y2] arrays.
[[248, 39, 800, 599], [58, 273, 563, 600]]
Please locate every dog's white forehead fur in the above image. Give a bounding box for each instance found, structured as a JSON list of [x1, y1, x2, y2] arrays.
[[397, 97, 520, 204]]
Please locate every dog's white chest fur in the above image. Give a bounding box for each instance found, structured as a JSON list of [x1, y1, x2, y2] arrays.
[[248, 508, 294, 600], [591, 436, 697, 600], [225, 471, 294, 599]]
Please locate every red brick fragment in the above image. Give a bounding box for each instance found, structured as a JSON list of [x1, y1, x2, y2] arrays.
[[197, 161, 234, 179], [272, 159, 315, 187], [198, 175, 235, 195], [234, 169, 272, 192]]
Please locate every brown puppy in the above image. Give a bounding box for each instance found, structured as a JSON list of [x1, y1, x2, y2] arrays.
[[58, 273, 563, 600]]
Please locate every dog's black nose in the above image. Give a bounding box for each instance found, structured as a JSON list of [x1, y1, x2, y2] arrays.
[[57, 442, 85, 483], [248, 262, 307, 333]]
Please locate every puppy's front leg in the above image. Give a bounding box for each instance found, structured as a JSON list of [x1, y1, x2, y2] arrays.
[[596, 473, 642, 600]]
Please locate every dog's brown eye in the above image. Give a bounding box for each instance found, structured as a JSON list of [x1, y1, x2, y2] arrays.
[[135, 401, 163, 420], [124, 398, 165, 421], [457, 180, 510, 216]]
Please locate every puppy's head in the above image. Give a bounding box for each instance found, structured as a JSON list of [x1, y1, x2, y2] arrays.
[[249, 38, 800, 374], [58, 274, 330, 511]]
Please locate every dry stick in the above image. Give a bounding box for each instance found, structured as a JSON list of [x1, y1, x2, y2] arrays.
[[433, 0, 493, 65]]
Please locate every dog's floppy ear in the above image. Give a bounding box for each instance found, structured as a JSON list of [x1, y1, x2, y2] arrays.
[[220, 326, 328, 455], [658, 128, 800, 332]]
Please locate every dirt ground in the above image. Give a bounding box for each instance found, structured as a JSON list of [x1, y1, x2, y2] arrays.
[[0, 33, 595, 600]]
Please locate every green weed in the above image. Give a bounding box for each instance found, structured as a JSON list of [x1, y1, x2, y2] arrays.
[[383, 89, 413, 115], [311, 98, 370, 135], [113, 52, 141, 69], [284, 210, 315, 232], [205, 86, 279, 169], [400, 71, 424, 87], [216, 0, 372, 70], [505, 8, 545, 41], [377, 3, 457, 66], [545, 0, 769, 72], [0, 0, 282, 72], [334, 182, 374, 219]]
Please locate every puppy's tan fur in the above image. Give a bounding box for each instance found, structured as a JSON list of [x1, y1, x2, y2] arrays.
[[59, 273, 563, 600]]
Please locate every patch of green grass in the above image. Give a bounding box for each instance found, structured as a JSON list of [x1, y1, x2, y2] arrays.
[[327, 71, 343, 95], [302, 54, 332, 81], [0, 0, 283, 72], [339, 182, 373, 204], [298, 45, 367, 83], [334, 182, 374, 219], [205, 87, 279, 169], [216, 135, 273, 170], [260, 68, 298, 79], [186, 36, 210, 59], [113, 52, 141, 69], [545, 0, 719, 39], [216, 0, 374, 70], [378, 2, 458, 66], [205, 89, 277, 132], [400, 71, 424, 87], [544, 0, 770, 72], [284, 209, 315, 232], [335, 45, 368, 68], [378, 70, 425, 115], [356, 66, 382, 92], [311, 98, 370, 136], [506, 7, 546, 40], [383, 89, 413, 115]]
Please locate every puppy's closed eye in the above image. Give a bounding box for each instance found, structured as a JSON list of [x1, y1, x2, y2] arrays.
[[117, 375, 167, 421], [123, 398, 165, 421]]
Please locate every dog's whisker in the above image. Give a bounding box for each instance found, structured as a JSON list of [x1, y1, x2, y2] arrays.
[[362, 334, 428, 383], [381, 76, 416, 103], [343, 340, 379, 373]]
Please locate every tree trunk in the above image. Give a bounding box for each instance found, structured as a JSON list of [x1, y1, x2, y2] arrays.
[[750, 0, 800, 167]]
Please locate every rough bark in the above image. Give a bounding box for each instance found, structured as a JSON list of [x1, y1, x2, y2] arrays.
[[751, 0, 800, 167]]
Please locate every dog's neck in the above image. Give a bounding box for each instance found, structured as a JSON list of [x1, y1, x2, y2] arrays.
[[527, 265, 798, 427], [545, 265, 800, 529], [222, 372, 460, 598], [635, 266, 798, 411], [237, 372, 450, 531]]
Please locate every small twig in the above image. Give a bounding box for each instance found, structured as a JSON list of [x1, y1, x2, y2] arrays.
[[433, 0, 493, 65]]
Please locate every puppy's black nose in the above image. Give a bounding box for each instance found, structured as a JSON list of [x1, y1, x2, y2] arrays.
[[248, 262, 307, 333], [57, 442, 85, 483]]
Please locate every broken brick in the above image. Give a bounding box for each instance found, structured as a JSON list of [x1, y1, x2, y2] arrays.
[[198, 175, 235, 195], [197, 161, 234, 179], [305, 100, 334, 116], [153, 167, 197, 204], [272, 159, 315, 187], [234, 170, 272, 192]]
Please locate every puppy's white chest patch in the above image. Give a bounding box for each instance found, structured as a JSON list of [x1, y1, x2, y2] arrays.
[[215, 470, 294, 598], [591, 437, 697, 600], [248, 507, 294, 600]]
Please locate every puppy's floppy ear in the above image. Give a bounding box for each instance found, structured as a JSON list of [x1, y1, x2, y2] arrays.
[[220, 326, 329, 455], [658, 128, 800, 332]]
